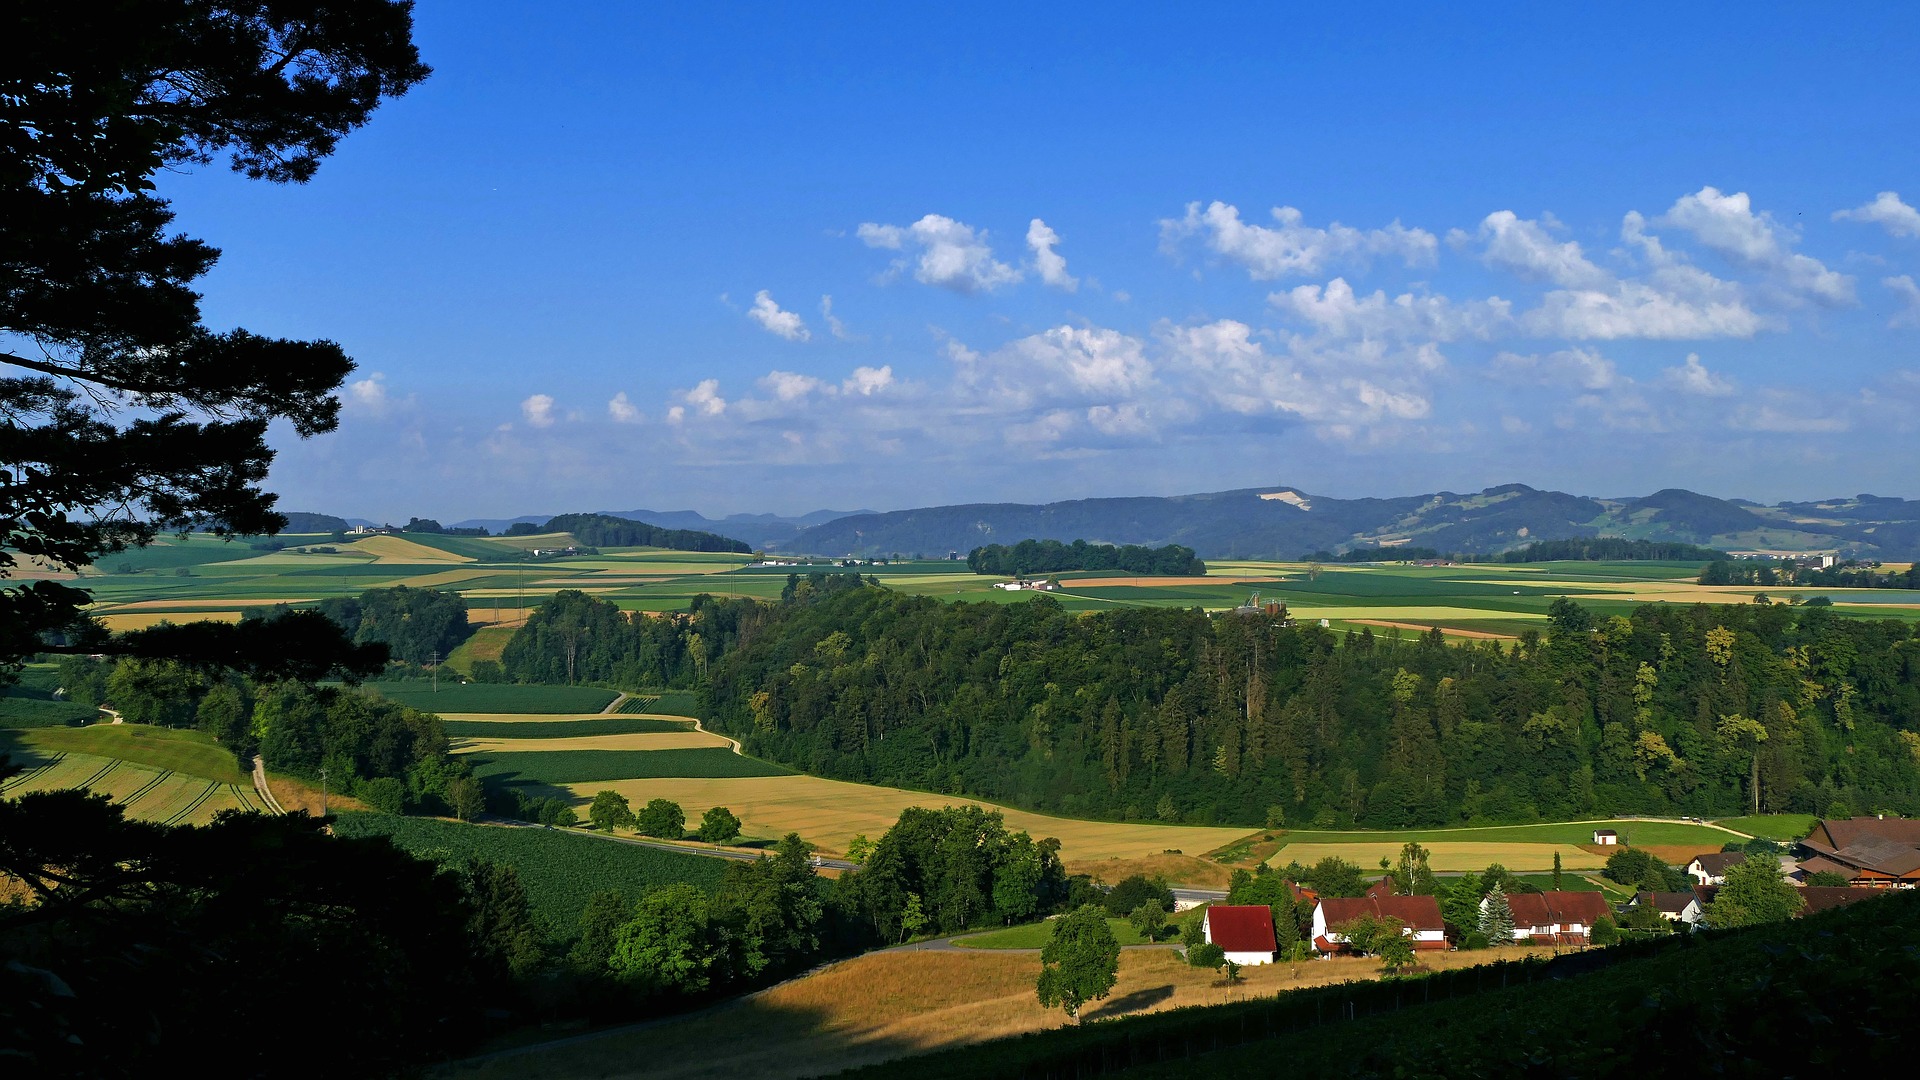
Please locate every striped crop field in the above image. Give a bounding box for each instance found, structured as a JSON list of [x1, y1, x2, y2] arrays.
[[2, 750, 255, 825], [441, 717, 691, 739]]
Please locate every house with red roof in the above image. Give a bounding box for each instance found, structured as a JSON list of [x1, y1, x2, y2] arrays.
[[1310, 895, 1447, 954], [1796, 818, 1920, 887], [1201, 905, 1277, 966], [1489, 890, 1613, 945]]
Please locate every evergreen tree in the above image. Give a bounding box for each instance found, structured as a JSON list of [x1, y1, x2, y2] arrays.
[[1479, 885, 1516, 946]]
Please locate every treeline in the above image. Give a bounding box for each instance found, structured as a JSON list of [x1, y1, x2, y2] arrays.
[[703, 582, 1920, 827], [1303, 546, 1444, 562], [966, 539, 1204, 577], [497, 588, 764, 686], [540, 513, 751, 553], [1503, 538, 1727, 562], [1702, 559, 1920, 590], [315, 585, 473, 665]]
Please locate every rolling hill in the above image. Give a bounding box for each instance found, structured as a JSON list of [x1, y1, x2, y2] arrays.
[[782, 484, 1920, 560]]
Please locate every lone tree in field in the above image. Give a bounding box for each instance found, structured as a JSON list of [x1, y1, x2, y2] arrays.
[[635, 798, 685, 839], [1129, 899, 1169, 942], [1, 1, 428, 674], [1480, 885, 1517, 946], [589, 790, 635, 832], [1036, 904, 1121, 1021], [697, 805, 742, 844]]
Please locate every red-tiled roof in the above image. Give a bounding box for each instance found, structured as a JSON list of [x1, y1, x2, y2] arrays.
[[1365, 876, 1395, 898], [1797, 887, 1878, 916], [1507, 890, 1612, 928], [1318, 895, 1445, 932], [1205, 905, 1277, 953], [1634, 891, 1697, 915], [1811, 817, 1920, 850]]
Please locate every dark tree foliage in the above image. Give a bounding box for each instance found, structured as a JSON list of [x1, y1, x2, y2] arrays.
[[0, 786, 487, 1076], [967, 539, 1204, 577], [1103, 874, 1175, 917], [1, 2, 429, 669], [500, 588, 758, 686], [1504, 538, 1726, 562], [318, 584, 473, 665], [705, 587, 1920, 826], [252, 681, 463, 810], [541, 513, 751, 553], [843, 806, 1069, 939], [1303, 547, 1444, 563]]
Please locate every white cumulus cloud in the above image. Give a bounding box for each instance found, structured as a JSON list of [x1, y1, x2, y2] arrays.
[[685, 379, 727, 417], [1659, 187, 1853, 306], [857, 214, 1022, 293], [1026, 218, 1079, 291], [760, 370, 823, 401], [607, 391, 642, 423], [1833, 191, 1920, 238], [1269, 277, 1512, 340], [343, 372, 399, 417], [1464, 211, 1612, 289], [1158, 200, 1437, 280], [1886, 275, 1920, 328], [1660, 353, 1735, 396], [521, 393, 557, 428], [843, 365, 894, 396], [748, 290, 810, 341]]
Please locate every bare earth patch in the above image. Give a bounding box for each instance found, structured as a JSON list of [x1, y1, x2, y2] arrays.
[[1271, 840, 1603, 872], [1349, 619, 1517, 640], [1064, 853, 1235, 890]]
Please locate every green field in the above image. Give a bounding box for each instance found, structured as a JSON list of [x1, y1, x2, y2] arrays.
[[363, 681, 619, 714], [635, 689, 700, 715], [1713, 813, 1819, 840], [953, 917, 1153, 949], [1, 724, 248, 784], [470, 747, 792, 787], [329, 812, 730, 936], [0, 665, 99, 728], [1270, 819, 1739, 850], [443, 717, 692, 739]]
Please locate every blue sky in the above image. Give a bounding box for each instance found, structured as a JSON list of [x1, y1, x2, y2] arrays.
[[163, 3, 1920, 520]]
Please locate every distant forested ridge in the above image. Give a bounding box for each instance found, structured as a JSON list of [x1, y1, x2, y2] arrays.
[[1303, 547, 1444, 563], [315, 586, 473, 665], [279, 511, 350, 534], [703, 583, 1920, 827], [967, 539, 1204, 576], [1503, 538, 1727, 562], [542, 512, 751, 553]]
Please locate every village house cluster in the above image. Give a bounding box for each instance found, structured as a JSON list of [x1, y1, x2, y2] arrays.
[[1197, 816, 1917, 964]]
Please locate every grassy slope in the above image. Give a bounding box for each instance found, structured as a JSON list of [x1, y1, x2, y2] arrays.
[[0, 724, 246, 783], [954, 917, 1154, 949], [363, 681, 619, 714], [330, 813, 729, 936], [443, 718, 692, 739]]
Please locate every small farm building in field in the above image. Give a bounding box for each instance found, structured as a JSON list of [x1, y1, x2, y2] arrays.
[[1492, 890, 1613, 945], [1311, 896, 1446, 954], [1592, 829, 1618, 845], [1202, 905, 1277, 966]]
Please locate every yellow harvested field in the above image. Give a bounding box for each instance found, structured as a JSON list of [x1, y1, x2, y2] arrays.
[[558, 774, 1253, 862], [371, 568, 500, 588], [1349, 619, 1517, 640], [1065, 853, 1236, 890], [453, 945, 1513, 1080], [106, 597, 312, 610], [97, 611, 241, 630], [1287, 605, 1547, 622], [1270, 841, 1602, 872], [345, 535, 472, 563], [452, 731, 730, 754]]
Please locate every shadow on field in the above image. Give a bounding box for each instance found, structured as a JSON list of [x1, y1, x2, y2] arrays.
[[0, 735, 58, 772], [1083, 983, 1175, 1020]]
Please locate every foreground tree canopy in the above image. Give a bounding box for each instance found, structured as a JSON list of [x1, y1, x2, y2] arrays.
[[0, 1, 430, 667]]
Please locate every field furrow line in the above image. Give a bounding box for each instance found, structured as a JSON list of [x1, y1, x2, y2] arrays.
[[163, 781, 219, 826], [122, 769, 174, 809], [0, 751, 64, 793]]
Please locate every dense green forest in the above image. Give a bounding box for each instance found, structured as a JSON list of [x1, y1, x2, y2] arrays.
[[313, 585, 473, 665], [1502, 538, 1727, 561], [966, 540, 1204, 577], [498, 589, 758, 686], [1701, 558, 1920, 590], [540, 512, 751, 553], [693, 581, 1920, 826]]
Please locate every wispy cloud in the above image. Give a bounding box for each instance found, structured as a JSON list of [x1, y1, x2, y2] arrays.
[[748, 289, 810, 341]]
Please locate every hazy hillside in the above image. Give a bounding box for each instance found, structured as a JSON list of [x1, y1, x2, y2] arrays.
[[450, 507, 869, 549], [786, 484, 1920, 560]]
